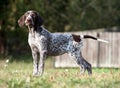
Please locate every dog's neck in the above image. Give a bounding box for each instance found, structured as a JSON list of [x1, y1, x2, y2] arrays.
[[28, 25, 43, 33], [28, 25, 43, 38]]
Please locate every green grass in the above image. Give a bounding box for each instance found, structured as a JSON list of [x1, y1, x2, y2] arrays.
[[0, 56, 120, 88]]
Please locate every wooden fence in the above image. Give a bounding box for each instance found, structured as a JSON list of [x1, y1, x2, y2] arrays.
[[54, 32, 120, 68]]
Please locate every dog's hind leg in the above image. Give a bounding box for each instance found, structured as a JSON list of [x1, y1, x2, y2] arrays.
[[77, 58, 92, 75], [79, 52, 92, 75], [72, 52, 92, 75], [83, 59, 92, 75], [68, 45, 92, 75]]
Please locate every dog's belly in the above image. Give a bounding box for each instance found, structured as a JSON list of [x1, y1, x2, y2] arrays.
[[47, 50, 67, 56], [47, 44, 68, 56]]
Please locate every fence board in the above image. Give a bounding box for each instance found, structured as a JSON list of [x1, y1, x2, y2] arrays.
[[99, 32, 120, 67], [54, 32, 120, 68]]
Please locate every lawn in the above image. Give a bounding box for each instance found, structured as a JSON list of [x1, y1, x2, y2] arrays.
[[0, 55, 120, 88]]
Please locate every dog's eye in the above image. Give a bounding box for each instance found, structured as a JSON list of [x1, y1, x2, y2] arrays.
[[27, 11, 30, 14], [31, 14, 35, 18], [25, 12, 30, 16]]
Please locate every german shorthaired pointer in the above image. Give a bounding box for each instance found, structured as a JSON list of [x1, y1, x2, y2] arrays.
[[18, 10, 108, 76]]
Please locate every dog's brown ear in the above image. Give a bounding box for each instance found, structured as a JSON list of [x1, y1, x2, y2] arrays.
[[18, 14, 26, 27], [38, 15, 43, 26], [36, 13, 43, 26]]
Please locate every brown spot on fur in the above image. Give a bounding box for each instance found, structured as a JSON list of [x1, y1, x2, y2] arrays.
[[72, 34, 81, 42]]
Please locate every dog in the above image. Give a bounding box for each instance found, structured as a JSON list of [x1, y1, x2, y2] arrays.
[[18, 10, 108, 76]]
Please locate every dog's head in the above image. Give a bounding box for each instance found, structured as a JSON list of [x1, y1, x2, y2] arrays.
[[18, 10, 43, 27]]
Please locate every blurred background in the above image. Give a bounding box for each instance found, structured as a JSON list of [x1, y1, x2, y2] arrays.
[[0, 0, 120, 57]]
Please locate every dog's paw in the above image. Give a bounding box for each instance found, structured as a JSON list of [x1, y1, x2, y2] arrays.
[[33, 72, 39, 76], [37, 70, 43, 76]]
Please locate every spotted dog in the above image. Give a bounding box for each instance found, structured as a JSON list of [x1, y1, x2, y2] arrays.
[[18, 10, 108, 76]]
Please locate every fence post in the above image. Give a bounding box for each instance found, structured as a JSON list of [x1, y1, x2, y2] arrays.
[[97, 32, 100, 68]]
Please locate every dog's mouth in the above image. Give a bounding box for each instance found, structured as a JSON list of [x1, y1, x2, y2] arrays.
[[25, 19, 33, 26]]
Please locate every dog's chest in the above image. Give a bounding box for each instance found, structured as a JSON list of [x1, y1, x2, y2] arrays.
[[28, 33, 44, 47]]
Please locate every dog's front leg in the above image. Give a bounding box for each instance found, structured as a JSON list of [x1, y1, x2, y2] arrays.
[[38, 51, 47, 76], [37, 37, 47, 76], [31, 49, 38, 76]]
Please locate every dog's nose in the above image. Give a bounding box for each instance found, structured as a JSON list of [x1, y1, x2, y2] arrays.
[[26, 15, 32, 20], [25, 16, 32, 23], [27, 19, 31, 22]]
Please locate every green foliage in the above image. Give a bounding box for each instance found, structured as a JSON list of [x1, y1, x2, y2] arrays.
[[1, 0, 120, 32], [6, 29, 29, 54]]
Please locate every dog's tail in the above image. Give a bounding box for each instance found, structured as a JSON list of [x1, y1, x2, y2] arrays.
[[81, 35, 109, 43]]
